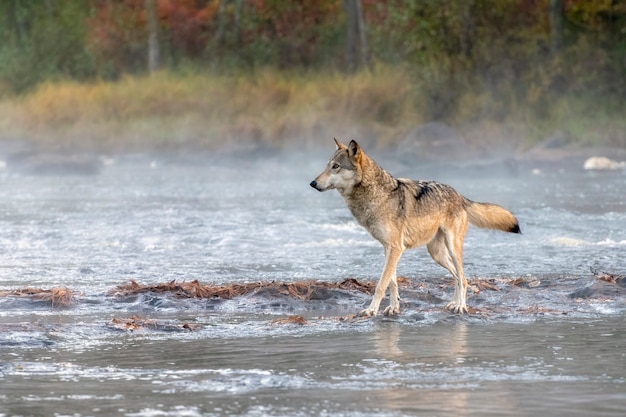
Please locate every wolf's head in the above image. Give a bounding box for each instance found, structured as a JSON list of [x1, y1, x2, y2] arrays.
[[310, 139, 363, 193]]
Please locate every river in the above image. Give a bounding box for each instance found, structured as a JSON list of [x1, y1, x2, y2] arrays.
[[1, 148, 625, 416]]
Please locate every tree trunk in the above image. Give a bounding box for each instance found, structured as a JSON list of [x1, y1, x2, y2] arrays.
[[45, 0, 54, 15], [549, 0, 563, 55], [344, 0, 358, 73], [459, 0, 475, 60], [233, 0, 243, 47], [214, 0, 227, 50], [344, 0, 370, 73], [355, 0, 370, 70], [145, 0, 160, 73], [9, 0, 28, 48]]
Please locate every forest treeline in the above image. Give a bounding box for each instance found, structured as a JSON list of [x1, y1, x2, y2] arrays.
[[1, 0, 624, 149]]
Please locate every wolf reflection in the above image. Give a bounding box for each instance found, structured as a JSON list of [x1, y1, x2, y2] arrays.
[[368, 322, 518, 415]]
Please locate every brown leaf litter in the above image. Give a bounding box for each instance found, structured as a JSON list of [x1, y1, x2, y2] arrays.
[[506, 276, 541, 288], [107, 316, 201, 332], [591, 268, 625, 285], [109, 278, 377, 301], [270, 315, 308, 325], [468, 278, 500, 293], [0, 287, 75, 307]]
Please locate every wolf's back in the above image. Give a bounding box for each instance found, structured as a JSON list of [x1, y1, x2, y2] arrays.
[[465, 200, 521, 234]]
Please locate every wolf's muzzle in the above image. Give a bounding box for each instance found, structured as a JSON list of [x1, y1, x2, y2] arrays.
[[309, 180, 318, 190]]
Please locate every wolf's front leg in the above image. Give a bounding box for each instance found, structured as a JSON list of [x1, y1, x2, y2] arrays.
[[359, 297, 382, 318], [358, 246, 403, 317]]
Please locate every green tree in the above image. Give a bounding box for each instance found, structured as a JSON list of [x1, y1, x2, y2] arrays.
[[0, 1, 95, 92]]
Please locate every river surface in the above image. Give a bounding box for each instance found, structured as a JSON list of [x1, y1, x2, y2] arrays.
[[0, 148, 625, 416]]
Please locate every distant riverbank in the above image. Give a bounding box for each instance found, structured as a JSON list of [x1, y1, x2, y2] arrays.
[[1, 68, 624, 153]]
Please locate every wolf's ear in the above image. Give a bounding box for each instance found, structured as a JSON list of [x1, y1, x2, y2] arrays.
[[334, 138, 347, 150], [348, 140, 361, 159]]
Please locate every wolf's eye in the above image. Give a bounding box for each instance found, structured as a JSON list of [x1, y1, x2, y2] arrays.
[[331, 163, 340, 170]]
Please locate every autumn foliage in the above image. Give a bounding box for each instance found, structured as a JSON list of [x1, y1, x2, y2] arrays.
[[85, 0, 219, 73], [2, 1, 623, 85], [0, 1, 624, 148]]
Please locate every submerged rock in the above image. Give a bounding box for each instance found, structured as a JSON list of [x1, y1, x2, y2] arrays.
[[570, 270, 626, 299]]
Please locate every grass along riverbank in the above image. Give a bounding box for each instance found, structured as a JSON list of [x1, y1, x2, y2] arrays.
[[0, 68, 624, 152]]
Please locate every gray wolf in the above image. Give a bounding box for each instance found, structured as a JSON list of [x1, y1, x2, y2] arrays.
[[310, 139, 520, 317]]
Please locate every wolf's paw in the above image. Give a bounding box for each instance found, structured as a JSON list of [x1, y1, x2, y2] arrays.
[[383, 305, 400, 316], [358, 308, 377, 318], [445, 302, 469, 315]]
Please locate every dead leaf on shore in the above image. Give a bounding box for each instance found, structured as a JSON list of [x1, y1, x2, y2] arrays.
[[468, 279, 500, 293], [107, 316, 201, 332], [0, 287, 76, 307], [270, 315, 308, 325], [109, 278, 377, 301], [507, 277, 541, 288], [591, 268, 625, 285], [108, 316, 157, 331]]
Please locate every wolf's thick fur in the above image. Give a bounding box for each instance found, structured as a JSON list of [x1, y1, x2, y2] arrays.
[[310, 139, 520, 317]]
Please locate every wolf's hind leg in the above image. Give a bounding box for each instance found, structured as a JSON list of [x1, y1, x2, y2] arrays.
[[383, 276, 401, 316]]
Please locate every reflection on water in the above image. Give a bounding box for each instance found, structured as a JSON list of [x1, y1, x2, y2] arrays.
[[0, 150, 625, 416], [2, 318, 625, 416]]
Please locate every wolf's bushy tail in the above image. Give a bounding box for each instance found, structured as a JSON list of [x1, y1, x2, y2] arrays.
[[465, 200, 521, 234]]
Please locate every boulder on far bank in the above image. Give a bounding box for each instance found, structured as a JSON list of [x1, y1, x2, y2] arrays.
[[583, 156, 626, 171]]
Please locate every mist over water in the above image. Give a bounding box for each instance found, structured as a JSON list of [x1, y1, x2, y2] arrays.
[[1, 147, 625, 416], [2, 149, 624, 289]]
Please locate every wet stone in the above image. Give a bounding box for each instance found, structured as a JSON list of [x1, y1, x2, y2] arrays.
[[569, 286, 595, 299], [570, 280, 626, 300], [307, 287, 336, 300]]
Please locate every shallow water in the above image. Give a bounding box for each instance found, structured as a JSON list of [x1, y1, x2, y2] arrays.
[[1, 149, 625, 416]]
